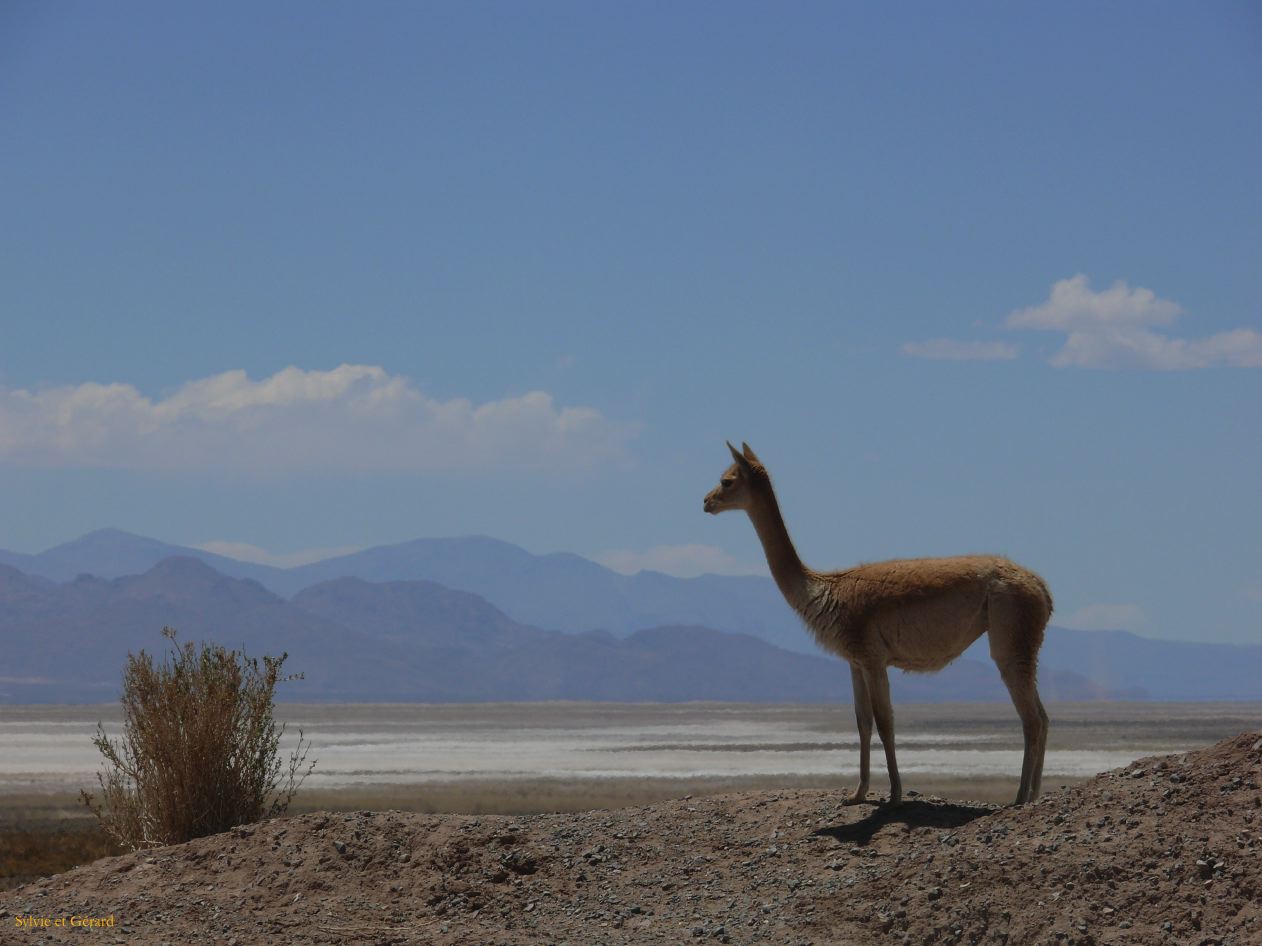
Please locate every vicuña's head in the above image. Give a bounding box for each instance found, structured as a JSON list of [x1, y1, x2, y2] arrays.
[[703, 441, 769, 514]]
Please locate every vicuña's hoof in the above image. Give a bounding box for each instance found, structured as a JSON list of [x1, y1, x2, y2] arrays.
[[842, 787, 869, 806]]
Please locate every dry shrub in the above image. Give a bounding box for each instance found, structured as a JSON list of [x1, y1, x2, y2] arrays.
[[81, 627, 315, 850]]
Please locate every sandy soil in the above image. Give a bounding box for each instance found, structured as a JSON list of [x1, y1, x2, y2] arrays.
[[3, 731, 1259, 945]]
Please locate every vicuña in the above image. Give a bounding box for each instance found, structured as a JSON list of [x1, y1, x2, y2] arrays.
[[704, 441, 1053, 806]]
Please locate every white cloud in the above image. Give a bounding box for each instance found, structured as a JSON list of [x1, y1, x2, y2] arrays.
[[900, 339, 1019, 361], [0, 365, 631, 474], [1059, 603, 1146, 632], [195, 540, 363, 568], [1007, 274, 1183, 331], [594, 544, 767, 579], [1007, 275, 1262, 370]]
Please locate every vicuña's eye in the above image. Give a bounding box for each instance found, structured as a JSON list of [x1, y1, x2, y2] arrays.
[[721, 478, 735, 488]]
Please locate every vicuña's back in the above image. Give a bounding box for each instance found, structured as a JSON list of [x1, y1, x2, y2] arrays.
[[804, 554, 1053, 674], [704, 442, 1052, 806]]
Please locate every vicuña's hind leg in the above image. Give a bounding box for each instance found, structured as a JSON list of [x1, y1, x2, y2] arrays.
[[989, 594, 1049, 805], [1024, 676, 1049, 799], [862, 664, 901, 805], [998, 661, 1048, 804], [845, 663, 873, 805]]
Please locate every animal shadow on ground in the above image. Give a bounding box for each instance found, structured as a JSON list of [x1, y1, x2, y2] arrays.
[[813, 800, 995, 848]]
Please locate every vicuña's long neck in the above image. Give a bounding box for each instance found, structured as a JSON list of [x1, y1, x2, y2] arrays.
[[746, 483, 810, 606]]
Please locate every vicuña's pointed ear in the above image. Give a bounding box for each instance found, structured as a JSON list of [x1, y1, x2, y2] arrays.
[[727, 440, 753, 472], [741, 442, 762, 465]]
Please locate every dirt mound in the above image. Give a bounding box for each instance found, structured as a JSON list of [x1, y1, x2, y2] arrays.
[[4, 732, 1260, 945]]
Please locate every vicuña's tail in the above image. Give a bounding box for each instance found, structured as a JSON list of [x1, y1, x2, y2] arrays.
[[1034, 574, 1054, 621], [996, 559, 1054, 627]]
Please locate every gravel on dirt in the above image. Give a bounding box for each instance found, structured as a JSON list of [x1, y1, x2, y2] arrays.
[[4, 731, 1260, 945]]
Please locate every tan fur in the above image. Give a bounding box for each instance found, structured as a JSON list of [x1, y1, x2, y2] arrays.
[[705, 442, 1053, 806]]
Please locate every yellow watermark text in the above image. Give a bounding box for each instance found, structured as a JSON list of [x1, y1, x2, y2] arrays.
[[14, 914, 117, 930]]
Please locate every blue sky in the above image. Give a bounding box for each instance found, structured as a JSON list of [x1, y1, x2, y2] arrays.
[[2, 2, 1260, 643]]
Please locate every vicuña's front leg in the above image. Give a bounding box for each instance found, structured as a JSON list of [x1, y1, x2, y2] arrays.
[[863, 664, 902, 806], [845, 663, 873, 805]]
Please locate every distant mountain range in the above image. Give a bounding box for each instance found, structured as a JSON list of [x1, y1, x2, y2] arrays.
[[2, 529, 1260, 703], [0, 556, 1113, 704], [0, 557, 847, 703], [0, 528, 811, 652]]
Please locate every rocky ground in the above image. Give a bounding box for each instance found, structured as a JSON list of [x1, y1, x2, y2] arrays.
[[3, 731, 1260, 946]]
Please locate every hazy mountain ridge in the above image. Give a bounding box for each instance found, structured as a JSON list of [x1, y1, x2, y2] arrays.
[[1021, 629, 1262, 701], [0, 529, 810, 652], [1, 556, 857, 703], [0, 528, 290, 587], [1, 556, 1121, 704], [2, 529, 1260, 701], [0, 558, 409, 701]]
